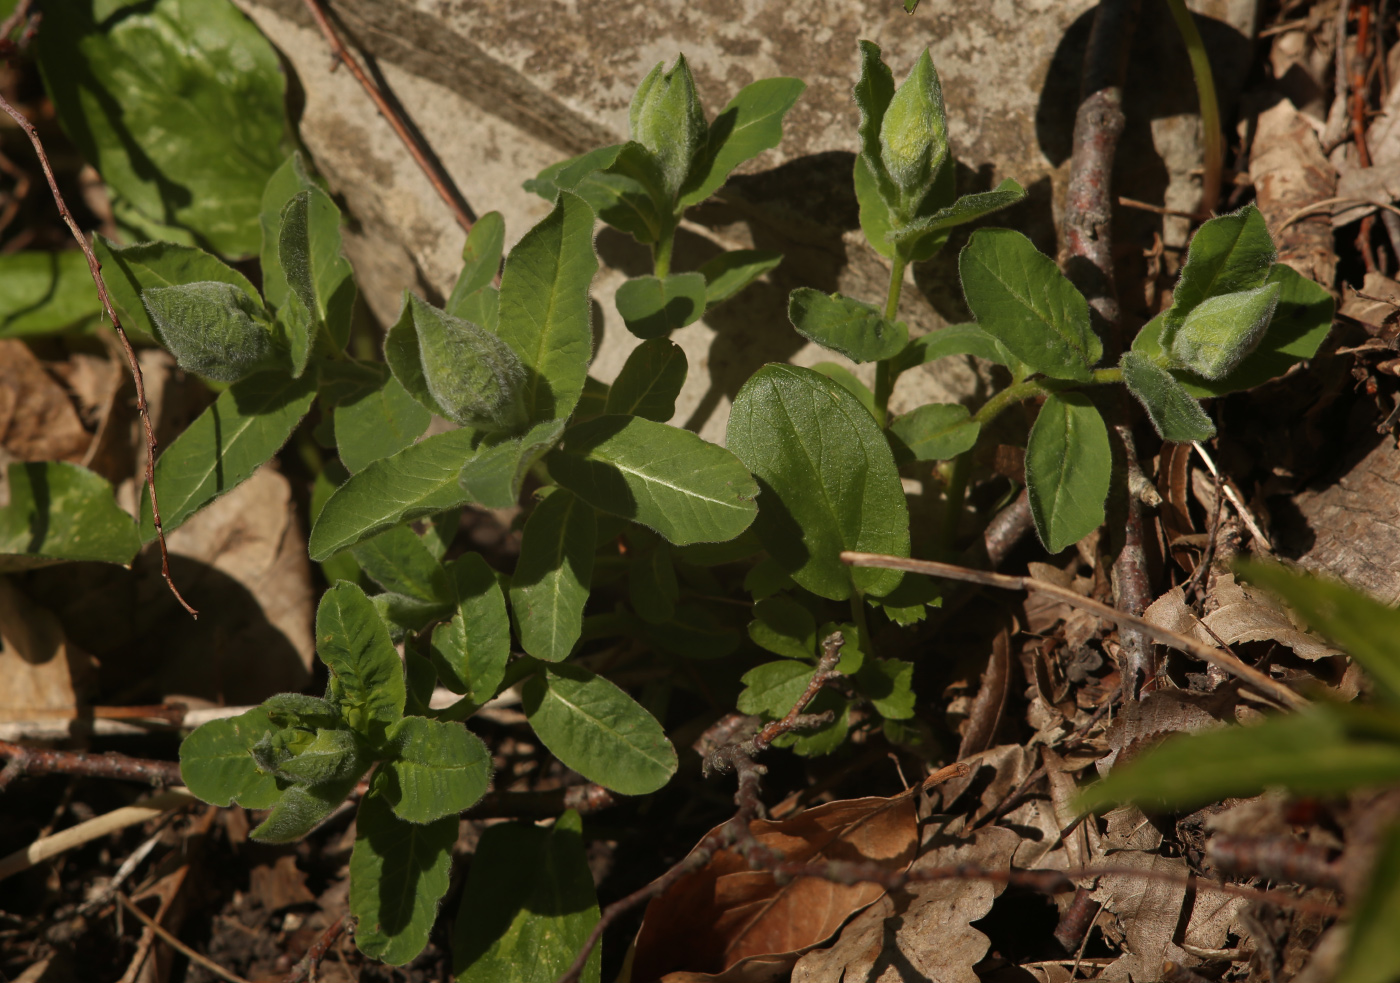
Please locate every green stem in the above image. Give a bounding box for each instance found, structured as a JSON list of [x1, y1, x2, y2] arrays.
[[874, 252, 909, 425], [652, 216, 677, 278], [1165, 0, 1222, 216], [848, 591, 872, 657], [940, 451, 972, 550]]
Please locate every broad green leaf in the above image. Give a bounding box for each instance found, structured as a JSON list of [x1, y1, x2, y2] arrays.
[[960, 229, 1100, 381], [0, 462, 140, 572], [0, 252, 102, 337], [887, 403, 980, 464], [604, 339, 688, 421], [615, 273, 707, 339], [854, 154, 897, 260], [139, 370, 317, 541], [1163, 204, 1276, 330], [1341, 820, 1400, 983], [178, 708, 279, 809], [510, 489, 596, 662], [96, 236, 261, 342], [383, 294, 446, 418], [890, 322, 1022, 376], [379, 716, 492, 823], [810, 363, 878, 421], [629, 541, 679, 625], [672, 528, 763, 567], [352, 524, 452, 606], [699, 249, 784, 307], [459, 418, 567, 509], [549, 415, 758, 545], [37, 0, 284, 256], [680, 76, 806, 206], [308, 427, 479, 561], [408, 293, 529, 432], [497, 191, 599, 424], [1025, 392, 1111, 553], [737, 660, 815, 717], [788, 288, 908, 363], [316, 582, 406, 735], [259, 151, 315, 311], [856, 658, 916, 719], [873, 573, 943, 627], [431, 553, 511, 702], [727, 365, 909, 600], [1120, 350, 1215, 441], [1076, 703, 1400, 814], [630, 55, 708, 200], [448, 210, 506, 308], [525, 145, 625, 202], [625, 600, 744, 660], [142, 281, 277, 382], [743, 556, 797, 600], [748, 595, 817, 660], [251, 775, 360, 843], [275, 728, 371, 785], [331, 367, 432, 474], [351, 787, 457, 965], [277, 185, 357, 363], [781, 688, 851, 756], [521, 661, 677, 795], [1167, 281, 1281, 381], [454, 810, 601, 983], [1236, 561, 1400, 704], [888, 180, 1027, 243], [526, 145, 664, 244]]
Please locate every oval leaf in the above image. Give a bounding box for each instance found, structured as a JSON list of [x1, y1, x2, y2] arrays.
[[787, 288, 908, 363], [604, 338, 688, 421], [379, 716, 492, 823], [431, 552, 511, 702], [178, 708, 279, 809], [1119, 351, 1215, 442], [316, 582, 406, 735], [509, 489, 596, 662], [887, 403, 981, 463], [0, 462, 140, 572], [1024, 392, 1111, 553], [615, 273, 707, 339]]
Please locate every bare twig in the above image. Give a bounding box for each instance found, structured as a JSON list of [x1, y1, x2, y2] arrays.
[[300, 0, 476, 234], [281, 914, 354, 983], [1113, 425, 1154, 699], [0, 93, 197, 617], [117, 892, 252, 983], [841, 551, 1307, 710], [0, 0, 34, 43], [0, 741, 182, 788]]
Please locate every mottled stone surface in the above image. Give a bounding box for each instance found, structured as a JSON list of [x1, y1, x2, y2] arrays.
[[234, 0, 1254, 439]]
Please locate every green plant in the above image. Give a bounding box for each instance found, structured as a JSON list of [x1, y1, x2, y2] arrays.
[[1078, 562, 1400, 983]]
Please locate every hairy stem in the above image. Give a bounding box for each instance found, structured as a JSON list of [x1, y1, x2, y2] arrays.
[[653, 218, 677, 278], [873, 252, 908, 424]]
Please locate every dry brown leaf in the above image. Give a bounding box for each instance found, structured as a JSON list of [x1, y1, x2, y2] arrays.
[[0, 578, 95, 724], [1248, 98, 1336, 285], [790, 822, 1021, 983], [958, 627, 1012, 759], [630, 790, 921, 983], [0, 339, 90, 464], [1143, 580, 1339, 667], [249, 854, 316, 911]]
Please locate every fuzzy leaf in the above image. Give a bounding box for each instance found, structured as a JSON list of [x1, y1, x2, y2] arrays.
[[329, 364, 432, 474], [408, 293, 528, 432], [1163, 204, 1276, 330], [787, 288, 908, 363], [604, 339, 688, 421], [1167, 282, 1281, 381], [142, 281, 276, 382], [630, 55, 708, 200], [178, 708, 279, 809], [458, 419, 567, 509], [1120, 350, 1215, 441], [430, 552, 511, 703], [379, 716, 492, 823], [887, 403, 981, 464], [680, 77, 806, 207], [95, 236, 260, 341], [316, 582, 406, 736], [352, 524, 453, 607], [809, 363, 878, 421], [277, 185, 356, 366], [615, 273, 707, 339]]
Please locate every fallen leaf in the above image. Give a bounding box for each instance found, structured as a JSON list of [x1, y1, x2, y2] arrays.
[[630, 789, 922, 983], [0, 577, 95, 724], [1248, 99, 1336, 286], [249, 853, 316, 912], [0, 339, 90, 464]]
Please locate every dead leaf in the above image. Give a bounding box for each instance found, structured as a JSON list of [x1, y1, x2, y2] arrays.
[[1248, 99, 1337, 286], [630, 790, 921, 983], [1143, 580, 1339, 668], [790, 822, 1021, 983], [958, 627, 1012, 758], [0, 577, 95, 724], [0, 339, 90, 464], [248, 854, 316, 912]]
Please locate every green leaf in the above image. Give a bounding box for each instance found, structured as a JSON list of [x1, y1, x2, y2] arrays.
[[526, 145, 664, 244], [960, 229, 1100, 381], [0, 462, 140, 572], [615, 273, 707, 339], [887, 403, 981, 464], [727, 365, 909, 600], [856, 658, 916, 719], [1025, 392, 1111, 553], [1341, 820, 1400, 983], [458, 419, 567, 509], [743, 556, 797, 600], [277, 185, 357, 364], [854, 155, 897, 260], [383, 294, 444, 418], [525, 145, 625, 201], [449, 210, 506, 307], [498, 191, 599, 424], [36, 0, 285, 256], [330, 366, 432, 474], [550, 415, 759, 546], [878, 50, 948, 208], [737, 660, 814, 717], [1076, 704, 1400, 815], [679, 76, 806, 207], [259, 152, 315, 312], [275, 728, 371, 785], [379, 716, 491, 823], [352, 524, 452, 606], [699, 250, 784, 307], [308, 427, 479, 561], [521, 662, 677, 795], [142, 281, 277, 382], [178, 708, 279, 809], [629, 55, 708, 200], [251, 776, 360, 844], [140, 370, 318, 541], [454, 810, 601, 983], [95, 236, 260, 342], [888, 180, 1026, 244], [408, 293, 529, 432], [788, 288, 908, 363], [1163, 204, 1276, 331], [0, 252, 102, 337], [1120, 350, 1215, 441], [604, 339, 688, 421], [431, 553, 512, 702], [809, 363, 878, 421], [1236, 561, 1400, 704], [1166, 282, 1282, 381], [782, 689, 850, 756], [316, 582, 406, 735], [853, 41, 898, 215], [510, 489, 596, 662], [890, 323, 1023, 376], [873, 573, 943, 627], [748, 594, 817, 660], [629, 541, 679, 625], [351, 787, 457, 965], [624, 601, 743, 660]]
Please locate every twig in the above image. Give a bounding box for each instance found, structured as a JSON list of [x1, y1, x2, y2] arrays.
[[1191, 440, 1272, 550], [841, 551, 1308, 710], [1279, 196, 1400, 230], [1116, 196, 1209, 221], [1112, 426, 1154, 699], [281, 914, 354, 983], [0, 93, 197, 617], [300, 0, 476, 234], [117, 892, 252, 983], [0, 741, 182, 788], [0, 0, 34, 42]]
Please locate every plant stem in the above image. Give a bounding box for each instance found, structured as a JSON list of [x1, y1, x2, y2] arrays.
[[940, 451, 972, 550], [1165, 0, 1222, 216], [874, 252, 909, 424], [653, 219, 676, 278]]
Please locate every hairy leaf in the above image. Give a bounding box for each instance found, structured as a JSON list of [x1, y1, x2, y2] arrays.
[[680, 77, 806, 207], [887, 403, 980, 463], [351, 524, 452, 607], [96, 236, 260, 343], [615, 273, 707, 339], [430, 552, 511, 703], [379, 716, 491, 823], [277, 185, 356, 365], [178, 708, 279, 809], [408, 293, 528, 432], [329, 364, 431, 474], [510, 489, 596, 662], [788, 289, 908, 363], [458, 419, 567, 509], [604, 339, 688, 421], [316, 582, 406, 736], [142, 281, 276, 382], [1120, 350, 1215, 441]]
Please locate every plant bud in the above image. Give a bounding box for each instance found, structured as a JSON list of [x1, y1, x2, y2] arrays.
[[878, 50, 948, 207], [629, 54, 708, 198], [409, 294, 528, 433], [142, 281, 276, 382], [1167, 281, 1281, 380]]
